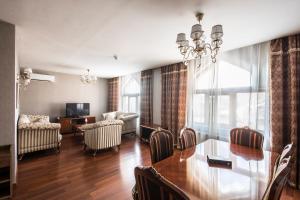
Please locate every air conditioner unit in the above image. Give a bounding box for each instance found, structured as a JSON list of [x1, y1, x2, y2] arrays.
[[31, 73, 55, 82]]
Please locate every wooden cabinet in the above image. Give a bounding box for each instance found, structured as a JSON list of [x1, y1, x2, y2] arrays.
[[59, 118, 73, 134], [58, 116, 96, 134], [84, 116, 96, 124], [0, 145, 12, 199]]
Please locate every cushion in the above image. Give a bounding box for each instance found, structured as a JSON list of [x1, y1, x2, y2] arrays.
[[80, 120, 124, 130], [35, 118, 50, 123], [105, 112, 117, 120], [18, 122, 61, 129], [19, 115, 30, 124], [28, 115, 49, 123]]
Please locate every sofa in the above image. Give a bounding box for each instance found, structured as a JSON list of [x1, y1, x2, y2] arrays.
[[102, 111, 138, 134], [80, 120, 124, 156], [18, 114, 62, 159]]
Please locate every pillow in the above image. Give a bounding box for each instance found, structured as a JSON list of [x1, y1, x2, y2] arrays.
[[19, 115, 30, 124], [105, 112, 116, 120]]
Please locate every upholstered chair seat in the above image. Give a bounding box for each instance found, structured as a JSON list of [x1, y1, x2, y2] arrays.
[[179, 128, 196, 150], [134, 166, 190, 200], [149, 129, 174, 164], [230, 127, 264, 150]]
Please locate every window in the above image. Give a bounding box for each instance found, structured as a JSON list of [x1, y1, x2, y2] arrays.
[[120, 73, 141, 113], [189, 42, 269, 141], [193, 94, 205, 123], [217, 95, 230, 126]]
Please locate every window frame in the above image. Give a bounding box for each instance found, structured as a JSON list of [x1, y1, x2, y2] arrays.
[[193, 85, 267, 136], [122, 93, 140, 113], [121, 76, 141, 113]]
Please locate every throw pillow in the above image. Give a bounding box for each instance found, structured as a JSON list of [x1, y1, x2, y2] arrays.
[[105, 112, 116, 120], [19, 115, 30, 124]]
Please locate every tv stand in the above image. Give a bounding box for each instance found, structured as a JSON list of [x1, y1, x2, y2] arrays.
[[58, 116, 96, 134]]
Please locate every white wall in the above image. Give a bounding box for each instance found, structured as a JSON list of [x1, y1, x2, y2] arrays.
[[152, 68, 161, 125], [19, 71, 107, 121]]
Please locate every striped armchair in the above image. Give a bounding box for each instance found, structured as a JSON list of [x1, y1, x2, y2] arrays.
[[81, 120, 124, 156], [18, 114, 62, 159]]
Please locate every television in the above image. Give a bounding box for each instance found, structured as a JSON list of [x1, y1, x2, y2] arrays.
[[66, 103, 90, 117]]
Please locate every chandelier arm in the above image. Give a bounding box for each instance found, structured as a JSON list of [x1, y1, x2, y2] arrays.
[[203, 43, 218, 63], [211, 45, 220, 63], [203, 43, 213, 52], [183, 46, 194, 60]]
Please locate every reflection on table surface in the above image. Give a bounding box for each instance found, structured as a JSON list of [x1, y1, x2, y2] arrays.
[[153, 139, 278, 200]]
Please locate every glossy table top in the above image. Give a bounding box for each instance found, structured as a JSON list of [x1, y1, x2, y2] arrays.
[[153, 139, 278, 200]]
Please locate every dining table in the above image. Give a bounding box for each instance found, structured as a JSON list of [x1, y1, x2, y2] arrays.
[[153, 139, 278, 200]]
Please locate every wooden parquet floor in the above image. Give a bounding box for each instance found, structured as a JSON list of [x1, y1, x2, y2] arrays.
[[13, 134, 300, 200]]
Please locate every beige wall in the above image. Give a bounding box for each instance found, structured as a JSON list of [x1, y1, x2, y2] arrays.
[[153, 68, 161, 125], [20, 71, 107, 121], [0, 20, 17, 183]]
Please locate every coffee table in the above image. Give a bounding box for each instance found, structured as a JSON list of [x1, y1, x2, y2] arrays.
[[72, 124, 85, 136]]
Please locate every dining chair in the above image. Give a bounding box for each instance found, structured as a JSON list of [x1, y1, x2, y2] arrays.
[[179, 127, 197, 150], [149, 129, 174, 164], [262, 156, 291, 200], [132, 184, 138, 200], [230, 127, 264, 150], [273, 143, 293, 178], [134, 166, 190, 200]]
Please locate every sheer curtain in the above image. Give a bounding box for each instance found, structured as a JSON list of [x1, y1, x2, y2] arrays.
[[187, 42, 270, 148]]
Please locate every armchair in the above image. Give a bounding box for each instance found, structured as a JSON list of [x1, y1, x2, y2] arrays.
[[102, 111, 138, 134], [81, 120, 123, 156], [18, 114, 62, 159]]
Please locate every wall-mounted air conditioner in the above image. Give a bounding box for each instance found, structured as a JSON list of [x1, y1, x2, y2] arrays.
[[19, 68, 55, 88], [31, 73, 55, 82]]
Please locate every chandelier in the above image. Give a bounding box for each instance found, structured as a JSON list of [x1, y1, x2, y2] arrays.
[[176, 12, 223, 67], [80, 69, 97, 84]]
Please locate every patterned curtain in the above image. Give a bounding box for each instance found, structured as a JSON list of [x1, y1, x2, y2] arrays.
[[140, 69, 153, 125], [270, 34, 300, 187], [107, 77, 119, 112], [161, 63, 187, 145]]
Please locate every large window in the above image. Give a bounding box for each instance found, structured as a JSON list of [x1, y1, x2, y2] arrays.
[[120, 73, 141, 113], [188, 42, 269, 142]]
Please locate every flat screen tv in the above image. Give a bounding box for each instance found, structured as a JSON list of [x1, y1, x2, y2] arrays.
[[66, 103, 90, 117]]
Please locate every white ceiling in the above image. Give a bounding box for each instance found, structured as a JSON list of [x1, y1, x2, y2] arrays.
[[0, 0, 300, 78]]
